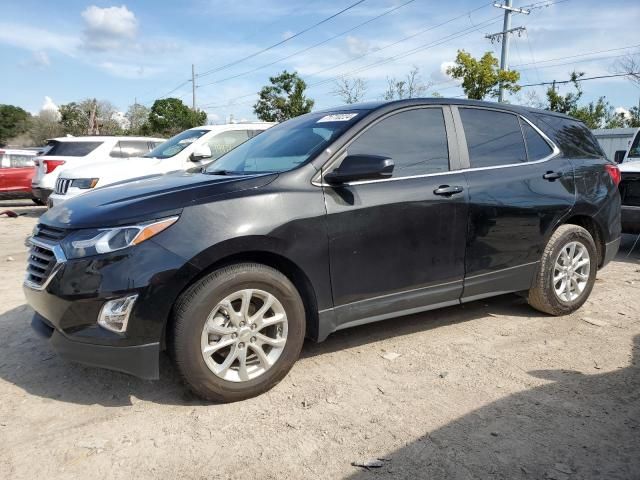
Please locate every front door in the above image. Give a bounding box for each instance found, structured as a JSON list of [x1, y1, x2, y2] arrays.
[[453, 106, 576, 301], [323, 106, 468, 328]]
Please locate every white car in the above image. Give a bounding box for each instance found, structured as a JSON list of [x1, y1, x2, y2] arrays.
[[47, 123, 275, 207], [32, 136, 165, 204]]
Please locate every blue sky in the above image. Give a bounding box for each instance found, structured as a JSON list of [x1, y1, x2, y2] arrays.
[[1, 0, 639, 122]]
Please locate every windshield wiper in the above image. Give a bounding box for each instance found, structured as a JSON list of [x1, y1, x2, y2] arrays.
[[205, 169, 238, 176]]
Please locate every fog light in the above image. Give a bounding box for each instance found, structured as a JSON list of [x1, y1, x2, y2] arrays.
[[98, 295, 138, 333]]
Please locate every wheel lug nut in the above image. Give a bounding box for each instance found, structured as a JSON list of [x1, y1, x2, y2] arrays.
[[232, 333, 237, 339], [251, 324, 257, 330], [238, 342, 245, 348], [240, 321, 246, 327], [250, 336, 256, 343]]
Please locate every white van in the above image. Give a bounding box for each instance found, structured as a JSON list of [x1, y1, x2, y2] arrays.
[[47, 123, 275, 207], [32, 136, 165, 204]]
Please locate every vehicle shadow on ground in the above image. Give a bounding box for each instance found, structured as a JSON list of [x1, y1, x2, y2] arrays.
[[0, 294, 541, 407], [346, 334, 640, 480], [617, 233, 640, 265]]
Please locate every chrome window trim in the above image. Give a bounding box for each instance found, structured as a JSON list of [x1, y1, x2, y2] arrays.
[[23, 237, 67, 291], [312, 105, 561, 187]]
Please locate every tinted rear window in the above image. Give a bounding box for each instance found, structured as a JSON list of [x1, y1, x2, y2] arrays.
[[460, 108, 527, 168], [43, 141, 103, 157], [533, 115, 603, 158], [520, 119, 553, 161]]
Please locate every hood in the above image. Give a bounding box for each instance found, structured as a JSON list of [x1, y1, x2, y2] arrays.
[[58, 157, 163, 184], [619, 159, 640, 172], [41, 171, 278, 229]]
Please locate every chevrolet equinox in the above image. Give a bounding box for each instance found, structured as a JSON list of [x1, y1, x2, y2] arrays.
[[24, 99, 622, 402]]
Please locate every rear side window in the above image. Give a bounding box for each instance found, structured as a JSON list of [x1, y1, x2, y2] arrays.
[[110, 141, 153, 158], [520, 120, 553, 160], [460, 108, 526, 168], [628, 131, 640, 159], [5, 154, 35, 167], [43, 141, 102, 157], [533, 115, 603, 158], [347, 108, 449, 177]]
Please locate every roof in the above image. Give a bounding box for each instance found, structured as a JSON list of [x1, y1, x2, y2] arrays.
[[317, 97, 575, 120], [47, 136, 166, 142], [592, 127, 640, 138]]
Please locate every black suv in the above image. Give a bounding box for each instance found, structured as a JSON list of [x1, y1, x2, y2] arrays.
[[24, 99, 621, 402]]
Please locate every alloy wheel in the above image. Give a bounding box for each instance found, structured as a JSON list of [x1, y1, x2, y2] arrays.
[[200, 289, 288, 382], [553, 241, 591, 302]]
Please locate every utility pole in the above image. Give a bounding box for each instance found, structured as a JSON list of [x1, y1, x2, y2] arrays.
[[485, 1, 529, 102], [191, 64, 196, 111]]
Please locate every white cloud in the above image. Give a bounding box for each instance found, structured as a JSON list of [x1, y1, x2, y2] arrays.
[[81, 5, 138, 51], [0, 23, 78, 55], [345, 36, 370, 57], [41, 96, 58, 113], [19, 50, 51, 69], [98, 61, 163, 79], [614, 107, 631, 119], [281, 30, 294, 41], [430, 61, 456, 83]]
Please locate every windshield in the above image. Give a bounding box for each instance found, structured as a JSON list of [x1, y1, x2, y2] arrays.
[[144, 129, 208, 159], [628, 131, 640, 159], [204, 112, 362, 174]]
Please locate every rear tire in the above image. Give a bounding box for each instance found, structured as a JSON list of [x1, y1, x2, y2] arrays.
[[528, 224, 597, 315], [171, 263, 305, 402], [32, 198, 44, 206]]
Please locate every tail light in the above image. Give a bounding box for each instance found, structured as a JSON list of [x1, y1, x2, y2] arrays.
[[605, 164, 621, 187], [43, 160, 65, 174]]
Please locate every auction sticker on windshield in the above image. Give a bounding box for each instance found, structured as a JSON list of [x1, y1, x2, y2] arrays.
[[317, 113, 358, 123]]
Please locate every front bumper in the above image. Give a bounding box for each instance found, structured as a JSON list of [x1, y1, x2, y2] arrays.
[[32, 187, 52, 203], [23, 238, 198, 379], [32, 313, 160, 379], [621, 205, 640, 234]]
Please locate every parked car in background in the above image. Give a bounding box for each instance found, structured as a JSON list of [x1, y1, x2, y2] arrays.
[[618, 129, 640, 233], [47, 123, 274, 207], [0, 148, 39, 203], [592, 127, 639, 162], [25, 99, 621, 402], [32, 136, 165, 205]]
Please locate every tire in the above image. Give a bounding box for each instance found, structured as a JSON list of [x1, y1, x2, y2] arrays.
[[528, 224, 597, 315], [32, 198, 44, 206], [171, 263, 306, 402]]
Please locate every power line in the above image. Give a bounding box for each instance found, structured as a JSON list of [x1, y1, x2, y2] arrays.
[[197, 0, 417, 89], [197, 0, 367, 78], [200, 15, 502, 110], [512, 43, 640, 67], [519, 72, 640, 88]]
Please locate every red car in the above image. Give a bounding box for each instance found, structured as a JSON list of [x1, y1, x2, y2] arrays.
[[0, 148, 40, 204]]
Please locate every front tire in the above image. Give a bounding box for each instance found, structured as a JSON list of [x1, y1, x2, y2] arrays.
[[528, 224, 597, 315], [172, 263, 305, 402]]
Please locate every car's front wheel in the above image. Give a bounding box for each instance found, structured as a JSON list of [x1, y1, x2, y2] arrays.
[[172, 263, 305, 402], [528, 224, 597, 315]]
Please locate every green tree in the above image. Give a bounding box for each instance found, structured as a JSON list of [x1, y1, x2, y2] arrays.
[[59, 102, 87, 136], [147, 98, 207, 136], [59, 99, 125, 136], [254, 71, 314, 122], [0, 104, 30, 146], [446, 50, 520, 100], [125, 103, 150, 134], [546, 72, 584, 114]]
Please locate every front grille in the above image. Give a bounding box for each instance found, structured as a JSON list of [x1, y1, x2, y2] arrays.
[[54, 178, 72, 195], [620, 172, 640, 207], [35, 224, 67, 241], [26, 243, 58, 287]]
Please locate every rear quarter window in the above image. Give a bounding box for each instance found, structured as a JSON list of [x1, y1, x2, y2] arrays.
[[532, 114, 603, 158], [43, 141, 103, 157]]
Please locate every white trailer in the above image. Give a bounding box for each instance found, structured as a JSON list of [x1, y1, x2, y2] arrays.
[[592, 127, 640, 162]]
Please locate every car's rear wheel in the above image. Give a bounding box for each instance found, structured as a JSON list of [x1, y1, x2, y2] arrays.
[[528, 224, 597, 315], [172, 263, 305, 402]]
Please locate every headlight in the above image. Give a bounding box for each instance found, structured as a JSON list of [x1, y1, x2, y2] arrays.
[[61, 216, 179, 259], [71, 178, 99, 189]]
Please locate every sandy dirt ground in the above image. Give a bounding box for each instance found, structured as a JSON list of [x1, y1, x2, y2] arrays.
[[0, 199, 639, 480]]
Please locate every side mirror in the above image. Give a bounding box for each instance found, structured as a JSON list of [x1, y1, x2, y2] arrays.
[[324, 154, 394, 184], [614, 150, 626, 164], [190, 144, 212, 162]]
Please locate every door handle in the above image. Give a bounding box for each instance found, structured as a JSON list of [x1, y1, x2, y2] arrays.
[[543, 171, 563, 181], [433, 185, 464, 196]]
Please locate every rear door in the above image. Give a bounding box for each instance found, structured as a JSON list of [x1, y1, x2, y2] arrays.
[[453, 106, 575, 301], [2, 153, 35, 192], [323, 106, 469, 328]]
